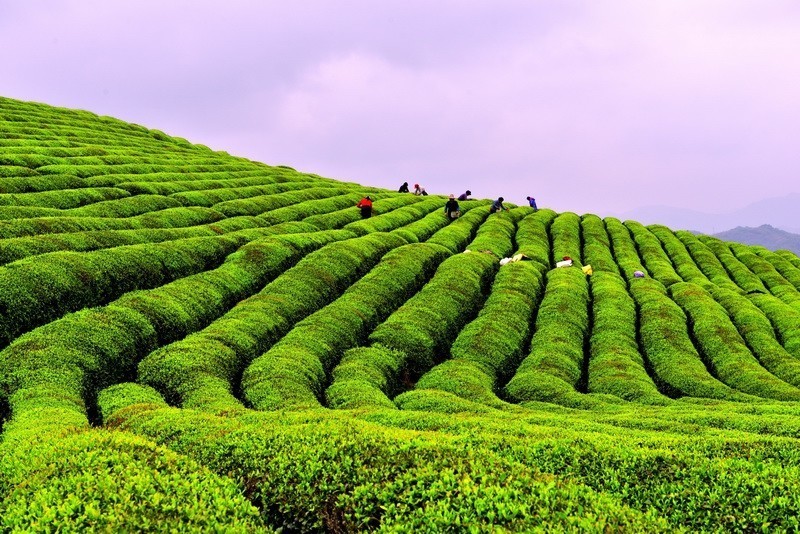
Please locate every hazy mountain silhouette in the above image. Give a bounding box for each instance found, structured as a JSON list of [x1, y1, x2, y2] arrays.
[[713, 224, 800, 255], [615, 193, 800, 234]]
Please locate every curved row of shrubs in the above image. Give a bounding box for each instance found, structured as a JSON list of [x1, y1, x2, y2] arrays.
[[629, 278, 750, 401], [581, 214, 619, 273], [0, 206, 226, 239], [697, 236, 767, 294], [709, 285, 800, 389], [0, 231, 350, 443], [624, 221, 682, 286], [588, 272, 670, 404], [406, 260, 547, 409], [362, 221, 512, 409], [245, 242, 451, 411], [674, 231, 743, 292], [647, 225, 710, 285], [604, 217, 646, 280], [503, 267, 591, 407], [138, 232, 408, 414], [0, 234, 256, 347], [669, 282, 800, 400], [304, 195, 424, 230], [549, 212, 582, 266]]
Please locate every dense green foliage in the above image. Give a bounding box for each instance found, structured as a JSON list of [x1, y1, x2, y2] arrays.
[[3, 96, 800, 531]]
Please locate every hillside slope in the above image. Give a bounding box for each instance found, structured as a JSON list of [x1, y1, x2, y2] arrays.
[[3, 96, 800, 531]]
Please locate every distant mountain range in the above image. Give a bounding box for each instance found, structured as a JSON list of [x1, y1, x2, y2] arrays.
[[615, 193, 800, 235], [712, 224, 800, 255]]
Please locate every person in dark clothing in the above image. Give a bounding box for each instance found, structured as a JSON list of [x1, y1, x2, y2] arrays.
[[457, 190, 471, 201], [444, 194, 460, 219], [526, 196, 537, 210], [356, 196, 373, 218], [398, 182, 410, 193], [490, 197, 507, 213]]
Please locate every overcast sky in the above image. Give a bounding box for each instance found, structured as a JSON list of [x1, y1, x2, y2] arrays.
[[1, 1, 799, 216]]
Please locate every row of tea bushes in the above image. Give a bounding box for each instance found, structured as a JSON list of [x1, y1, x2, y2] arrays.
[[96, 401, 665, 532], [407, 260, 547, 408], [515, 208, 556, 267], [304, 195, 424, 230], [647, 225, 710, 285], [139, 233, 407, 414], [630, 278, 750, 401], [0, 206, 226, 239], [675, 230, 743, 292], [624, 221, 682, 286], [170, 180, 326, 207], [697, 235, 767, 294], [604, 217, 646, 280], [0, 235, 250, 346], [0, 231, 350, 443], [709, 285, 800, 388], [504, 267, 591, 407], [580, 214, 618, 273], [246, 242, 450, 411], [728, 242, 800, 308], [669, 282, 800, 400], [549, 212, 582, 266], [213, 187, 353, 217], [588, 272, 670, 404]]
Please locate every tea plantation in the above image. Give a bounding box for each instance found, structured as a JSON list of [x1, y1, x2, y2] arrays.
[[3, 95, 800, 531]]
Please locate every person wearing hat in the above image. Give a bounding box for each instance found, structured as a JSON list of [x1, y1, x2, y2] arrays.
[[526, 196, 537, 211], [444, 194, 460, 219], [356, 195, 373, 218], [413, 183, 423, 195], [458, 190, 471, 201]]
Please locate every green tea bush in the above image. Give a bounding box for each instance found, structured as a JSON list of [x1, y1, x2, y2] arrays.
[[241, 233, 412, 410], [604, 217, 646, 280], [408, 260, 546, 408], [728, 242, 800, 307], [549, 212, 582, 266], [0, 187, 130, 209], [305, 194, 422, 230], [749, 293, 800, 360], [675, 230, 743, 292], [755, 247, 800, 291], [0, 235, 242, 346], [588, 272, 669, 404], [0, 430, 267, 531], [647, 225, 710, 285], [581, 214, 619, 273], [425, 205, 490, 253], [630, 278, 748, 401], [515, 208, 556, 267], [624, 221, 682, 286], [171, 181, 324, 207], [698, 236, 767, 294], [139, 233, 402, 413], [102, 406, 666, 532], [213, 187, 348, 217], [368, 252, 499, 386], [343, 197, 443, 235], [709, 285, 800, 388], [670, 282, 800, 400], [504, 267, 590, 406], [257, 192, 368, 225], [246, 242, 449, 410]]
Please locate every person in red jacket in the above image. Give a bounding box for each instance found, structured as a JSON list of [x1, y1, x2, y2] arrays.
[[356, 195, 373, 218]]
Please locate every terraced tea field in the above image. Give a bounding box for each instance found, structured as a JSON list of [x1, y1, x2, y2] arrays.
[[3, 96, 800, 531]]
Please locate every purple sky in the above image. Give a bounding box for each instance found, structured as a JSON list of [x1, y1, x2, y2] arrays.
[[2, 1, 799, 216]]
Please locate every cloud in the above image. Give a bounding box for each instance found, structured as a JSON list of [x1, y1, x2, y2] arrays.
[[2, 1, 799, 214]]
